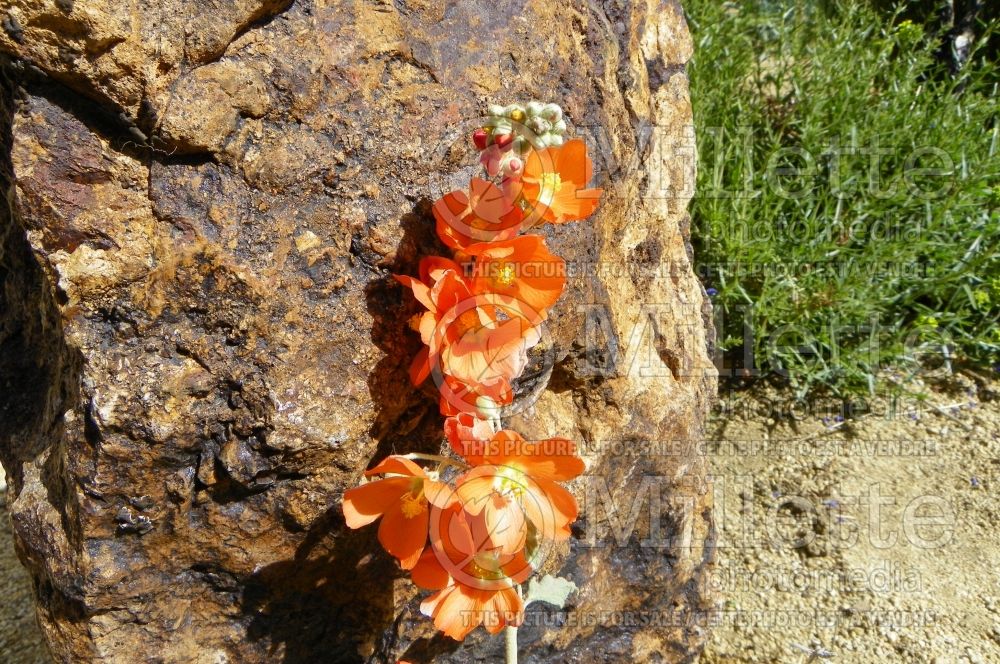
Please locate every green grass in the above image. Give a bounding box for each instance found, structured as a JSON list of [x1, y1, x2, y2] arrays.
[[685, 0, 1000, 398]]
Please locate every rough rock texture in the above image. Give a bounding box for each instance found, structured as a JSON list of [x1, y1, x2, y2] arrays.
[[0, 479, 50, 664], [0, 0, 716, 662]]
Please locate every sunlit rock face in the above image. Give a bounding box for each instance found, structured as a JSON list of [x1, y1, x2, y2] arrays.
[[0, 0, 716, 661]]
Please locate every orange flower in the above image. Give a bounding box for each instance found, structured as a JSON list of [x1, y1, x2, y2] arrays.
[[466, 235, 566, 324], [433, 178, 523, 251], [455, 430, 584, 555], [395, 256, 478, 385], [395, 257, 541, 414], [517, 138, 602, 225], [437, 309, 539, 396], [411, 506, 530, 640], [342, 456, 448, 569], [444, 413, 494, 465], [438, 375, 513, 418]]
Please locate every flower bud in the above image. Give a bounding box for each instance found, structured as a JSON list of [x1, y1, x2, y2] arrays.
[[494, 132, 514, 149], [503, 104, 522, 118], [546, 133, 564, 146], [472, 128, 489, 150], [488, 104, 505, 117], [475, 396, 502, 431], [526, 101, 544, 117], [542, 103, 562, 122], [489, 117, 513, 133], [553, 119, 567, 134], [506, 157, 523, 174], [527, 116, 550, 134], [512, 135, 530, 155], [510, 108, 526, 123]]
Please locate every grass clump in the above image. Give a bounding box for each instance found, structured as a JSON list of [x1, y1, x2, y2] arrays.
[[685, 0, 999, 398]]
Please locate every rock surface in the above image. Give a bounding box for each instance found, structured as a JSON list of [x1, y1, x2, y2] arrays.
[[0, 473, 50, 664], [0, 0, 716, 661]]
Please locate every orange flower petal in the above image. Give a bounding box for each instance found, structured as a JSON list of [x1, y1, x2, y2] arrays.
[[420, 586, 450, 621], [467, 236, 566, 322], [477, 493, 527, 555], [409, 346, 431, 386], [454, 472, 496, 517], [548, 186, 602, 223], [341, 476, 413, 528], [483, 586, 524, 634], [420, 255, 466, 285], [554, 138, 593, 186], [444, 413, 493, 465], [423, 479, 458, 510], [434, 179, 523, 250], [378, 501, 429, 569], [394, 274, 435, 310], [488, 440, 585, 482], [365, 455, 425, 478], [411, 549, 451, 590], [435, 585, 484, 640], [530, 477, 579, 540]]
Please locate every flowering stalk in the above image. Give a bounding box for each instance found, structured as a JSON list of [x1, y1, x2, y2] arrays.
[[505, 622, 518, 664], [343, 100, 602, 656]]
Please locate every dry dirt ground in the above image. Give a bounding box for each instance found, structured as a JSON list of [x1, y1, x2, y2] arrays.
[[2, 373, 998, 663], [700, 371, 1000, 664]]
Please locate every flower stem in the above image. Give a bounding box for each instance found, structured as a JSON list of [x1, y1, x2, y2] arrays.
[[504, 624, 518, 664], [399, 453, 468, 470], [505, 583, 521, 664]]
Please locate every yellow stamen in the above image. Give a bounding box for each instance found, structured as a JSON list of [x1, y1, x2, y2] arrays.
[[399, 492, 426, 519], [470, 552, 507, 580], [537, 172, 562, 207], [494, 263, 516, 287], [494, 466, 528, 500]]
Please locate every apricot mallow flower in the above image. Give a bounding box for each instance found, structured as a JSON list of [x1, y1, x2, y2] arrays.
[[395, 257, 541, 414], [517, 138, 602, 225], [434, 178, 523, 251], [342, 456, 448, 569], [455, 430, 584, 555], [411, 506, 531, 640], [444, 412, 495, 465], [466, 235, 566, 324]]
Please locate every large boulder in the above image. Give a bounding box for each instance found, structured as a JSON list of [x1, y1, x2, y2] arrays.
[[0, 0, 716, 661]]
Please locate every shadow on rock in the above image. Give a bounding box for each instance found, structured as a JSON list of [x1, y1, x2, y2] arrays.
[[240, 200, 463, 663], [242, 508, 402, 663], [364, 199, 448, 463]]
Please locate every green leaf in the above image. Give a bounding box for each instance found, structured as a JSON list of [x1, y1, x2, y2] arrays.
[[524, 575, 577, 610]]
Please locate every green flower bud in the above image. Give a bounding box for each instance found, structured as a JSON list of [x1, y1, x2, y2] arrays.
[[526, 101, 544, 117], [490, 117, 513, 133], [553, 119, 567, 134], [503, 104, 522, 118], [542, 103, 562, 122], [513, 135, 531, 154], [527, 116, 550, 134], [488, 104, 505, 117], [546, 133, 564, 146]]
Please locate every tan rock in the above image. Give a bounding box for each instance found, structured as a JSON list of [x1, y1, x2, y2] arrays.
[[0, 0, 716, 661], [158, 60, 272, 153]]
